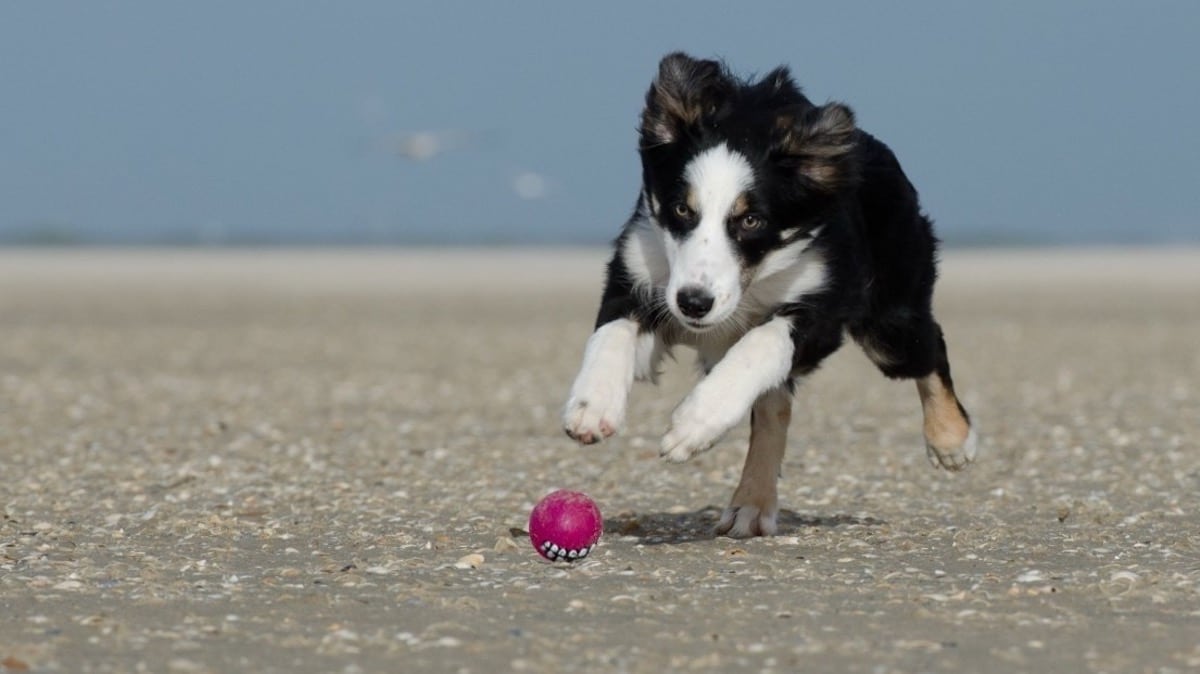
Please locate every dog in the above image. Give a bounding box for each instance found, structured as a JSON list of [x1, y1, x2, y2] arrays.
[[563, 53, 976, 538]]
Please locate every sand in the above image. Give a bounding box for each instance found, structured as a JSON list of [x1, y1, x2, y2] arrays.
[[1, 248, 1198, 673]]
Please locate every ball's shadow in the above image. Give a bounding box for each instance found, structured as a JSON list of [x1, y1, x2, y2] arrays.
[[604, 507, 886, 545]]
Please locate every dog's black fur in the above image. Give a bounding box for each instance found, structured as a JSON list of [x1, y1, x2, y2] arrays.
[[599, 53, 963, 392], [565, 54, 974, 537]]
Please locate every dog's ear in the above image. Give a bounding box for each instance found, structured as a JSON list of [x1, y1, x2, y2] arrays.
[[640, 52, 731, 147], [765, 65, 799, 96], [773, 102, 859, 193]]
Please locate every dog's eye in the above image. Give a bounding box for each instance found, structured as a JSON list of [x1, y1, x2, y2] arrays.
[[740, 214, 765, 231], [672, 203, 693, 220]]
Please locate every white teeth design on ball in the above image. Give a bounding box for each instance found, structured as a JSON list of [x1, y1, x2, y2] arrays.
[[540, 543, 594, 561]]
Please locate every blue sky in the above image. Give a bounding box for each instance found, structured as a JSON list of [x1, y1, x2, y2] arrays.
[[2, 1, 1198, 244]]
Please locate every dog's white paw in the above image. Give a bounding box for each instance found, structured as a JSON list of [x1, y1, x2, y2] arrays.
[[562, 382, 626, 445], [715, 504, 779, 538], [659, 393, 731, 462], [563, 319, 637, 445], [715, 473, 779, 538], [926, 427, 978, 471], [660, 425, 712, 463]]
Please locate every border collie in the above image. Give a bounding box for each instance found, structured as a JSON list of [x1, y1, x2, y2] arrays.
[[563, 53, 976, 538]]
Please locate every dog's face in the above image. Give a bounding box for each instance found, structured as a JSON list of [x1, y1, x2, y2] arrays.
[[635, 53, 859, 332]]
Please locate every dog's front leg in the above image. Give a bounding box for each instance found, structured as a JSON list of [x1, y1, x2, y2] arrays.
[[661, 316, 794, 462], [715, 386, 792, 537], [563, 318, 639, 444]]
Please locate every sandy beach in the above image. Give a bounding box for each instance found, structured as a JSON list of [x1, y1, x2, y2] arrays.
[[2, 247, 1198, 673]]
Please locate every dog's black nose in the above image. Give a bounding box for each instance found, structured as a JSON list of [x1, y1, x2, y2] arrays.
[[676, 286, 714, 319]]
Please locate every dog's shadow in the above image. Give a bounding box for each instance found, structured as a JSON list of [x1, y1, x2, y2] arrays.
[[604, 506, 886, 545]]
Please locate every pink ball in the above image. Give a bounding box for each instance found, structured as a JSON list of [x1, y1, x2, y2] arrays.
[[528, 490, 603, 562]]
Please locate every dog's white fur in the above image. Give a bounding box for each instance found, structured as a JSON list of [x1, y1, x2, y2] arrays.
[[564, 143, 830, 533], [664, 144, 756, 330], [660, 315, 795, 462], [624, 145, 829, 338], [562, 318, 637, 444]]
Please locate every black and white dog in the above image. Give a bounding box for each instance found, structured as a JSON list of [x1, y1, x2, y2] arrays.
[[563, 53, 976, 538]]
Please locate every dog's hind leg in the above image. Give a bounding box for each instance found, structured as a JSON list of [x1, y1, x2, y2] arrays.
[[715, 386, 792, 538], [916, 353, 976, 470], [853, 314, 976, 470]]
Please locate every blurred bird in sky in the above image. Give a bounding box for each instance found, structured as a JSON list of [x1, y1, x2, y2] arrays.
[[383, 129, 483, 161]]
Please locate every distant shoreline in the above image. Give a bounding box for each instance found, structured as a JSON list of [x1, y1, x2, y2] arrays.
[[1, 246, 1196, 295]]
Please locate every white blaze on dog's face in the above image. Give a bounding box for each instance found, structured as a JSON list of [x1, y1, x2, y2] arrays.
[[662, 143, 755, 331], [632, 54, 859, 335]]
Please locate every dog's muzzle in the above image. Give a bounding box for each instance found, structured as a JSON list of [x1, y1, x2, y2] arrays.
[[675, 285, 715, 320]]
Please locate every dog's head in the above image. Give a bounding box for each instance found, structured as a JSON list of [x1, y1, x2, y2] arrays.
[[637, 53, 859, 332]]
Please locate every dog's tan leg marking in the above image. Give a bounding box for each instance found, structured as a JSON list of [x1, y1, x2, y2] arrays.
[[715, 387, 791, 538], [917, 374, 976, 470], [661, 317, 793, 462]]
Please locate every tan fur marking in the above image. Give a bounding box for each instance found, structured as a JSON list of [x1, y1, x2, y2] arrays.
[[739, 264, 756, 289], [774, 103, 857, 191], [685, 188, 699, 214], [916, 375, 970, 451], [726, 390, 790, 528], [653, 81, 704, 126], [730, 194, 749, 218], [802, 162, 840, 187]]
